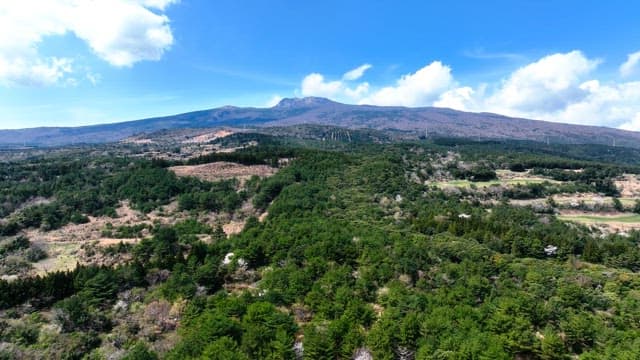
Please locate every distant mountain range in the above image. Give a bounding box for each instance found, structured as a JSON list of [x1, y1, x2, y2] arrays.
[[2, 97, 639, 148]]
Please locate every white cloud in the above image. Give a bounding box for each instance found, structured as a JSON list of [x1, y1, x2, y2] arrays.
[[296, 51, 640, 131], [266, 95, 284, 107], [486, 51, 600, 114], [141, 0, 179, 11], [619, 113, 640, 131], [86, 72, 102, 86], [552, 81, 640, 127], [359, 61, 454, 106], [0, 0, 177, 86], [299, 62, 456, 108], [343, 64, 372, 81], [433, 86, 477, 110], [0, 57, 73, 86], [67, 1, 175, 67], [476, 51, 640, 129], [301, 72, 370, 101], [345, 82, 370, 99], [620, 51, 640, 78], [475, 52, 640, 129], [301, 73, 344, 98]]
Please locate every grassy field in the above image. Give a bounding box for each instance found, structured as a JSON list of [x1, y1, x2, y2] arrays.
[[559, 197, 637, 206], [31, 242, 82, 276], [431, 178, 557, 188], [620, 198, 638, 206], [558, 213, 640, 224]]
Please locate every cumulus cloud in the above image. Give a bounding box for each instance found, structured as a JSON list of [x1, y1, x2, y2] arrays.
[[0, 57, 73, 87], [359, 61, 454, 107], [486, 51, 600, 114], [300, 62, 456, 108], [0, 0, 177, 86], [551, 80, 640, 127], [479, 52, 640, 129], [296, 51, 640, 131], [620, 51, 640, 78], [301, 71, 370, 101], [343, 64, 372, 81], [619, 113, 640, 131], [266, 95, 284, 107], [433, 86, 478, 110], [301, 73, 344, 98]]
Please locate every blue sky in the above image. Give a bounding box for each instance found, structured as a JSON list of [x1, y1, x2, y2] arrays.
[[2, 0, 640, 130]]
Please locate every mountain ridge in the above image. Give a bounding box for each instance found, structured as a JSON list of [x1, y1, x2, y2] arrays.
[[2, 97, 639, 148]]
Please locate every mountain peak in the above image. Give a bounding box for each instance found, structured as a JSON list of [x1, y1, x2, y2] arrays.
[[274, 97, 337, 109]]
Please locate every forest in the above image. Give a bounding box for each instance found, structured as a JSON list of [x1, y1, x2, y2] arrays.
[[1, 132, 640, 359]]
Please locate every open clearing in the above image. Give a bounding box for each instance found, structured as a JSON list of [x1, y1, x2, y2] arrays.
[[511, 193, 638, 208], [169, 161, 277, 182], [558, 210, 640, 232], [615, 174, 640, 197], [181, 129, 234, 144], [24, 201, 155, 244], [431, 170, 558, 189], [434, 178, 555, 188], [21, 198, 268, 276], [22, 201, 179, 276], [31, 242, 84, 275], [558, 212, 640, 224]]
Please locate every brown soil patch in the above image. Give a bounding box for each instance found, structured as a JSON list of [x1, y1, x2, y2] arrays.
[[97, 238, 141, 246], [216, 146, 244, 153], [509, 199, 546, 207], [24, 201, 150, 244], [559, 210, 623, 217], [182, 129, 234, 144], [223, 221, 245, 236], [122, 138, 155, 144], [169, 162, 277, 182], [616, 174, 640, 197], [551, 193, 615, 208], [23, 201, 183, 275], [510, 193, 636, 208]]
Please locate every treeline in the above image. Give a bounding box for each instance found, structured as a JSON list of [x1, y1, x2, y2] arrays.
[[433, 137, 640, 168], [0, 221, 227, 311], [187, 144, 298, 167], [449, 164, 497, 182], [531, 167, 621, 195], [0, 157, 248, 236]]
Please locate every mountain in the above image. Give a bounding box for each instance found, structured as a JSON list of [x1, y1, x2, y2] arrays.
[[2, 97, 639, 148]]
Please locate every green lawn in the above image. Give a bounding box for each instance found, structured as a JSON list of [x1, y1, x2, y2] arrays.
[[620, 198, 638, 206], [558, 213, 640, 224]]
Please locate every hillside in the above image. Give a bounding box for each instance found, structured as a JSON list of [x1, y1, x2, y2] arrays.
[[2, 133, 640, 358], [2, 97, 639, 148]]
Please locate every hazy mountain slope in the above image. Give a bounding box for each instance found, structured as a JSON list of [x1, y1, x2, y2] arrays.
[[2, 97, 639, 147]]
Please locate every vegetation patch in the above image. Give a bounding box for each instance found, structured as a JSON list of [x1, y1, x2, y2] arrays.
[[3, 134, 640, 358], [169, 162, 277, 183], [558, 212, 640, 224], [431, 177, 557, 189]]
